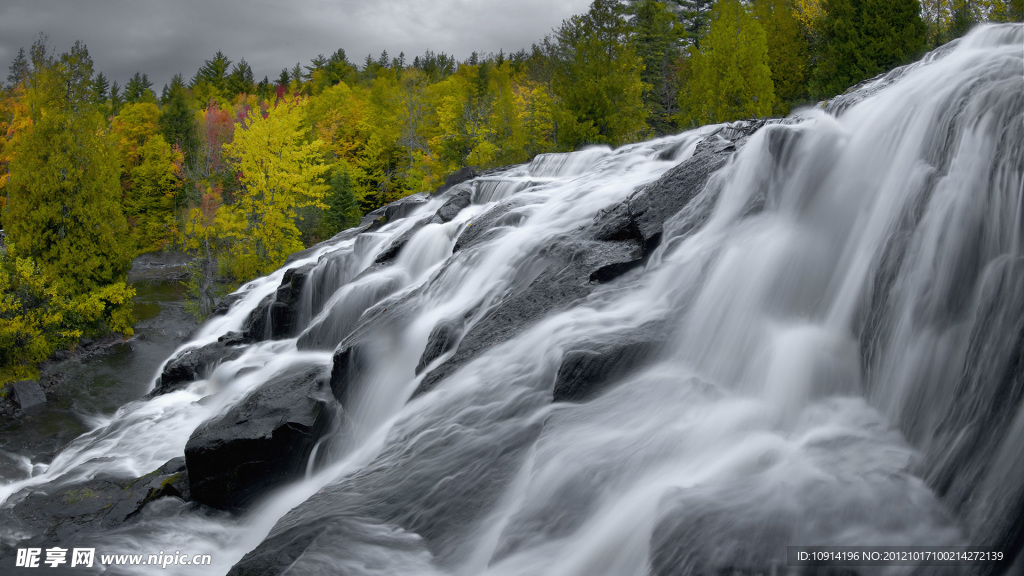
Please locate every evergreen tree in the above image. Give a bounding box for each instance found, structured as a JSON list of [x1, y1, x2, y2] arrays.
[[192, 51, 231, 91], [812, 0, 927, 98], [754, 0, 811, 111], [91, 72, 110, 105], [320, 165, 360, 237], [681, 0, 775, 125], [109, 80, 123, 115], [6, 47, 29, 90], [158, 74, 198, 167], [550, 0, 648, 147], [678, 0, 717, 45], [124, 71, 155, 103], [629, 0, 685, 134], [6, 41, 133, 294], [227, 58, 255, 96]]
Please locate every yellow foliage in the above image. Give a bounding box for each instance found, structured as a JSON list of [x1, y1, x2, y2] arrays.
[[218, 97, 328, 281]]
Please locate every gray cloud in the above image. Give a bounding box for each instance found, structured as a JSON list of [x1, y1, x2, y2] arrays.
[[0, 0, 590, 90]]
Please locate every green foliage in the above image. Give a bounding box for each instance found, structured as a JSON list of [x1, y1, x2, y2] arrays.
[[550, 0, 649, 147], [681, 0, 776, 125], [630, 0, 686, 134], [0, 248, 134, 386], [812, 0, 927, 98], [6, 41, 134, 293], [319, 165, 361, 238], [755, 0, 811, 112]]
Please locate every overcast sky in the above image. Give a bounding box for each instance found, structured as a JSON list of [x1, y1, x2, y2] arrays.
[[0, 0, 592, 90]]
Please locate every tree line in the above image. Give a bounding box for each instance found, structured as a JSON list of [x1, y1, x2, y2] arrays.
[[0, 0, 1019, 386]]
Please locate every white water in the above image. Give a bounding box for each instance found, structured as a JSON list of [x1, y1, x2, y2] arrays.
[[2, 24, 1022, 575]]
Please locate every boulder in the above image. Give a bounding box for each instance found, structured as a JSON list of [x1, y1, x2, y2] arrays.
[[268, 263, 315, 339], [151, 341, 245, 396], [184, 365, 335, 511], [5, 458, 190, 548], [430, 188, 472, 224], [433, 166, 477, 196], [553, 325, 665, 402], [414, 238, 643, 397], [10, 380, 46, 410]]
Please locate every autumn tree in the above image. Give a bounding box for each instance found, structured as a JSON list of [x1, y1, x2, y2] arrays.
[[113, 102, 183, 251], [217, 98, 328, 280]]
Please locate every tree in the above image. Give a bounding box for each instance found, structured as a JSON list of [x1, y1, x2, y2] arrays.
[[754, 0, 811, 111], [91, 72, 110, 105], [227, 58, 255, 96], [159, 74, 198, 167], [4, 41, 134, 332], [681, 0, 776, 125], [113, 102, 183, 251], [630, 0, 686, 134], [811, 0, 927, 98], [192, 51, 232, 104], [6, 48, 29, 91], [319, 164, 361, 237], [125, 71, 155, 104], [550, 0, 648, 147], [217, 98, 328, 280]]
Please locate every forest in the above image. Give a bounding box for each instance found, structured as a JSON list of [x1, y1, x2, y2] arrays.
[[0, 0, 1020, 386]]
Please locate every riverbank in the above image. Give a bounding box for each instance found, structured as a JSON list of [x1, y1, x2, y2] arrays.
[[0, 252, 197, 481]]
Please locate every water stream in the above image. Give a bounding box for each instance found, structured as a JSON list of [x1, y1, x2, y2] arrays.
[[2, 24, 1023, 576]]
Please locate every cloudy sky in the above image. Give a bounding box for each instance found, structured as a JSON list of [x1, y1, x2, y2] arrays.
[[0, 0, 592, 89]]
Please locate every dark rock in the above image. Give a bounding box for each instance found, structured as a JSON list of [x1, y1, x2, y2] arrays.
[[242, 294, 274, 342], [414, 238, 643, 397], [151, 341, 244, 396], [6, 458, 191, 547], [10, 380, 46, 410], [212, 292, 245, 317], [628, 148, 730, 253], [453, 197, 529, 253], [184, 365, 335, 511], [430, 189, 472, 224], [329, 344, 369, 406], [363, 193, 430, 226], [218, 331, 248, 346], [433, 166, 477, 196], [269, 263, 315, 339], [415, 317, 464, 375], [553, 326, 664, 402], [374, 221, 428, 264]]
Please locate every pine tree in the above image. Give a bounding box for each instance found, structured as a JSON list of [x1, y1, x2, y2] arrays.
[[812, 0, 927, 98], [125, 71, 155, 104], [6, 47, 29, 90], [630, 0, 686, 134], [681, 0, 776, 125], [91, 72, 110, 105], [754, 0, 811, 111], [227, 58, 255, 96], [550, 0, 648, 147], [320, 165, 360, 237]]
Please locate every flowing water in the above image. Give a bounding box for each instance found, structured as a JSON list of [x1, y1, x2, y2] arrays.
[[2, 24, 1023, 575]]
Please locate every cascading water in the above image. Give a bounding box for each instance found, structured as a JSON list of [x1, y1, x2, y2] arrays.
[[1, 24, 1022, 576]]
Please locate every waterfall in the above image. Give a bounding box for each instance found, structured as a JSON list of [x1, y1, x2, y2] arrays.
[[1, 24, 1022, 576]]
